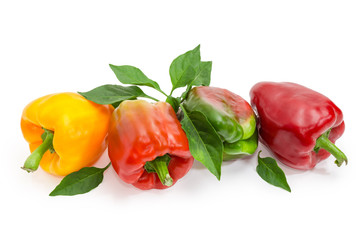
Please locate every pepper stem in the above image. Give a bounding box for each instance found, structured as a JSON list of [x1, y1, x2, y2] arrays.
[[144, 154, 173, 187], [315, 131, 348, 167], [22, 130, 54, 173]]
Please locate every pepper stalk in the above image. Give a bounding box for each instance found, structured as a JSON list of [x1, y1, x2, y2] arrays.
[[314, 130, 348, 167], [22, 129, 55, 172]]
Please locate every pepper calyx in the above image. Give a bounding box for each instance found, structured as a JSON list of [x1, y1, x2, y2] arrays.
[[41, 128, 55, 153], [144, 154, 173, 187]]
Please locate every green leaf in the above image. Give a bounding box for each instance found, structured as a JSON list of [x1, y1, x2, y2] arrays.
[[109, 64, 165, 94], [180, 105, 223, 180], [78, 84, 158, 106], [192, 61, 212, 86], [166, 96, 181, 113], [49, 163, 111, 196], [180, 61, 212, 100], [169, 45, 201, 93], [256, 151, 291, 192]]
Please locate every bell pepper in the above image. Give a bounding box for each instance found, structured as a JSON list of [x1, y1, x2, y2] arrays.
[[183, 86, 258, 160], [21, 92, 113, 176], [250, 82, 347, 170], [108, 100, 194, 190]]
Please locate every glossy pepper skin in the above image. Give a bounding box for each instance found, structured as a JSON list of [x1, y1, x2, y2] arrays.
[[250, 82, 347, 170], [21, 93, 113, 176], [108, 100, 194, 190], [183, 86, 258, 160]]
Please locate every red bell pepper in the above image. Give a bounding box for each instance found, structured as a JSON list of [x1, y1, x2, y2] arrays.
[[250, 82, 347, 170], [108, 100, 194, 190]]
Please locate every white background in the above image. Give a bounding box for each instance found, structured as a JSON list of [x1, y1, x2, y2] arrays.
[[1, 1, 359, 239]]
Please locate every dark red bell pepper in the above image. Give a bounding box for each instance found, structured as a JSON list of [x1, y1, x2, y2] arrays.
[[250, 82, 347, 170]]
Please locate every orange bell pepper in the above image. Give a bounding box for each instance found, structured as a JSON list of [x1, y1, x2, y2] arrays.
[[21, 92, 113, 176]]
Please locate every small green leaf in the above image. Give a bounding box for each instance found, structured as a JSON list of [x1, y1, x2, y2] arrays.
[[180, 61, 212, 100], [166, 96, 181, 113], [49, 163, 111, 196], [169, 45, 201, 93], [109, 64, 164, 94], [192, 61, 212, 86], [180, 105, 223, 180], [78, 84, 158, 105], [256, 152, 291, 192]]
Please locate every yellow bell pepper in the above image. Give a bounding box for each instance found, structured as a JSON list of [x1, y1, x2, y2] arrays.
[[21, 92, 113, 176]]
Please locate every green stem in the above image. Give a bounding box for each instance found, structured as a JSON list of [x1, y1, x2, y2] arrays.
[[22, 130, 54, 172], [146, 95, 160, 102], [169, 87, 175, 97], [158, 89, 169, 98], [315, 131, 348, 167], [144, 155, 173, 187]]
